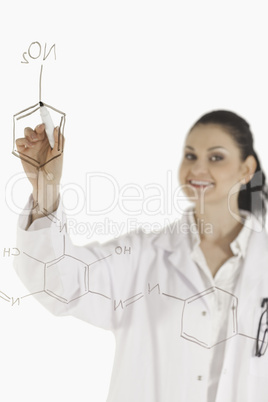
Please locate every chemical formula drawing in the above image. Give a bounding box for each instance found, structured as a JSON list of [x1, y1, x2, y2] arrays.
[[12, 41, 65, 166]]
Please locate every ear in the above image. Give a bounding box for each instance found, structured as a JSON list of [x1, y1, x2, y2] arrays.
[[241, 155, 257, 184]]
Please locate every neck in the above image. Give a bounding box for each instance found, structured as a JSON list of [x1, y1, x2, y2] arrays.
[[193, 201, 243, 243]]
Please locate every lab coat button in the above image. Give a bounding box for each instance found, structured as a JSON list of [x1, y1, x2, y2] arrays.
[[201, 311, 207, 316], [197, 375, 203, 381]]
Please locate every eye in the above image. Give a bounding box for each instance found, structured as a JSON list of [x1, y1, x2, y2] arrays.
[[184, 153, 197, 160], [210, 154, 224, 162]]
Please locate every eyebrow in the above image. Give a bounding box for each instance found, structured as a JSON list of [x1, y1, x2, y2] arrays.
[[185, 145, 227, 151]]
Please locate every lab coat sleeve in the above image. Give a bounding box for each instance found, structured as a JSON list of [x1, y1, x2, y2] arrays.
[[14, 196, 147, 332]]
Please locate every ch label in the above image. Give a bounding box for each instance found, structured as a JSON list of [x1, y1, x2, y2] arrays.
[[21, 42, 56, 64], [3, 248, 20, 257]]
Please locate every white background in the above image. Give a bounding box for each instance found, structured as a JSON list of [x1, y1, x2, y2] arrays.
[[1, 0, 268, 401]]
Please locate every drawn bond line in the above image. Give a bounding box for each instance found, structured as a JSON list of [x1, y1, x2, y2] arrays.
[[1, 236, 132, 307], [0, 256, 263, 350]]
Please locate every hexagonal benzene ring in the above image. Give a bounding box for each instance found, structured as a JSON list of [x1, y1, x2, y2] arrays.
[[12, 102, 66, 168], [45, 254, 88, 304], [181, 287, 238, 349]]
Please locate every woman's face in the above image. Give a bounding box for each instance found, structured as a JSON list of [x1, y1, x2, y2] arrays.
[[179, 123, 250, 210]]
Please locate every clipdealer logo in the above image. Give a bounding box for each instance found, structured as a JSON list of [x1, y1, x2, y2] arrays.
[[7, 170, 264, 233], [65, 216, 213, 240], [6, 170, 197, 217]]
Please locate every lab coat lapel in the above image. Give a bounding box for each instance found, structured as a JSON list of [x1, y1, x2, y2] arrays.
[[168, 242, 208, 295], [234, 228, 268, 320], [154, 219, 208, 301]]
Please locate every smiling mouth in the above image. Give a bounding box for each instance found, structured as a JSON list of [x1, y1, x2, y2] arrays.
[[188, 180, 215, 189]]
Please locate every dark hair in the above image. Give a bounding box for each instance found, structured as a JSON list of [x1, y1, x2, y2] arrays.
[[189, 110, 268, 224]]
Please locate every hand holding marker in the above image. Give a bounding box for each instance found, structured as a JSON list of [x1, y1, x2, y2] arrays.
[[39, 102, 55, 148]]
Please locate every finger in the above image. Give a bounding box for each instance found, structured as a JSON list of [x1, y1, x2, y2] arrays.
[[24, 125, 47, 142], [16, 137, 36, 150], [35, 123, 47, 141], [24, 127, 35, 140], [24, 126, 41, 143], [51, 127, 64, 156]]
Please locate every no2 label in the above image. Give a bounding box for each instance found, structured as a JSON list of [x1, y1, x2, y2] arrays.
[[21, 42, 56, 64]]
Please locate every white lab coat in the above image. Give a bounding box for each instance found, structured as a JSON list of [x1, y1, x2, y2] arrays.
[[15, 199, 268, 402]]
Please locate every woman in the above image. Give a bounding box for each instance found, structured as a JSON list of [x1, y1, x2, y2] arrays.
[[15, 110, 268, 402]]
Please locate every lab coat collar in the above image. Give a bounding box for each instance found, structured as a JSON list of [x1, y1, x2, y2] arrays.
[[154, 206, 264, 256], [153, 207, 268, 309], [187, 208, 255, 259], [154, 208, 209, 299]]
